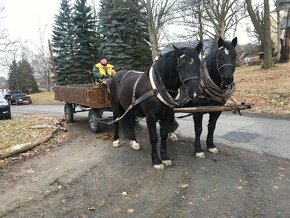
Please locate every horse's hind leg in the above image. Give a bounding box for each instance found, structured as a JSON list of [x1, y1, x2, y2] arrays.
[[206, 112, 222, 153], [193, 113, 205, 158], [160, 118, 173, 166], [146, 114, 164, 169]]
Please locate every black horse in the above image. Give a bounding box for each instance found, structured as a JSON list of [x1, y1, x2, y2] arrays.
[[110, 42, 203, 169], [172, 37, 237, 158]]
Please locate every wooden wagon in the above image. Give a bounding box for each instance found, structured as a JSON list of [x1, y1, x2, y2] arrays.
[[54, 84, 111, 133]]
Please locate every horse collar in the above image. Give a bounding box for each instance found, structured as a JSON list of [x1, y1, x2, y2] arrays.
[[149, 66, 189, 107]]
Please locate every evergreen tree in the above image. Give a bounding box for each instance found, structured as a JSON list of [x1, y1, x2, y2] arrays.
[[52, 0, 76, 85], [8, 60, 19, 90], [73, 0, 99, 84], [98, 0, 151, 71], [18, 59, 40, 93], [7, 59, 39, 93]]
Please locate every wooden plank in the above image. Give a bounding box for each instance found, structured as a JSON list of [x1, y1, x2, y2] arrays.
[[173, 104, 252, 113]]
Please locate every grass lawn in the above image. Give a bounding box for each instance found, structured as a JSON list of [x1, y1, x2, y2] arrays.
[[29, 91, 59, 104]]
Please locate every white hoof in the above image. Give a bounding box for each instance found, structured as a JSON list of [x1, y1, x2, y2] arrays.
[[153, 164, 164, 170], [113, 139, 120, 147], [130, 140, 140, 150], [208, 148, 219, 153], [162, 160, 173, 166], [168, 132, 178, 141], [195, 152, 205, 158]]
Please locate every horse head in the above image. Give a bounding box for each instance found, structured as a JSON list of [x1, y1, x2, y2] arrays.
[[173, 42, 203, 100], [216, 37, 237, 88]]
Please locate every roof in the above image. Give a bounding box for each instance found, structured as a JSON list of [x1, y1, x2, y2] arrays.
[[159, 39, 212, 55]]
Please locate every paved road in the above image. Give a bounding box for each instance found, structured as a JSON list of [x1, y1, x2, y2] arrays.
[[11, 104, 290, 160], [2, 103, 289, 217]]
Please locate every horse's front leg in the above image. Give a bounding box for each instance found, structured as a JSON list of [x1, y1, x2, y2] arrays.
[[112, 105, 121, 147], [207, 112, 222, 153], [160, 117, 173, 166], [146, 115, 163, 170], [193, 113, 205, 158]]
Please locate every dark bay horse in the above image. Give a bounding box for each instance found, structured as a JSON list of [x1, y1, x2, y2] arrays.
[[172, 37, 237, 158], [109, 42, 203, 169]]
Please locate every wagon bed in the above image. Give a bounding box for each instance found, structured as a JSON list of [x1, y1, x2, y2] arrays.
[[54, 85, 112, 133], [54, 85, 111, 109]]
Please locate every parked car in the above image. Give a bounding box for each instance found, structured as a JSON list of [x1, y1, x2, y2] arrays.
[[5, 90, 32, 105], [0, 92, 11, 119]]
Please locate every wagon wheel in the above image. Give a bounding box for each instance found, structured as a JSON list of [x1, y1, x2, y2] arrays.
[[64, 103, 74, 122], [88, 109, 102, 133]]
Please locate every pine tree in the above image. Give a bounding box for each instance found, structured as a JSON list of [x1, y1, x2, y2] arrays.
[[52, 0, 76, 85], [8, 60, 19, 90], [98, 0, 151, 71], [8, 59, 39, 93], [73, 0, 99, 84], [18, 59, 40, 93]]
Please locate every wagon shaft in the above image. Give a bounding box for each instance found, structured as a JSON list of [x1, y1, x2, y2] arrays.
[[173, 103, 252, 113]]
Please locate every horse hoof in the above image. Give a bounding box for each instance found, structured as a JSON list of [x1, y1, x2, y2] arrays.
[[168, 132, 178, 141], [130, 140, 140, 150], [113, 139, 120, 147], [162, 160, 172, 166], [195, 152, 205, 158], [208, 148, 219, 153], [153, 164, 164, 170]]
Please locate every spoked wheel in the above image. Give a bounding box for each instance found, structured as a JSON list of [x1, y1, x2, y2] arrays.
[[64, 103, 74, 122], [88, 109, 102, 133]]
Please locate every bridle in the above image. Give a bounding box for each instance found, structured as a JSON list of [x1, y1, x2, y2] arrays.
[[216, 46, 235, 76], [177, 54, 200, 90]]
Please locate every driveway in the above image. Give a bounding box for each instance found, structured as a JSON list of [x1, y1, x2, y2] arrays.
[[0, 104, 289, 217]]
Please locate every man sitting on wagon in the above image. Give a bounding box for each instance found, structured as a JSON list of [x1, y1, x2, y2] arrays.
[[93, 57, 116, 89]]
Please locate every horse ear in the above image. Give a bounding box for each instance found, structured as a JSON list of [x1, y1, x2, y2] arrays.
[[195, 41, 203, 54], [173, 45, 183, 57], [218, 37, 224, 48], [232, 37, 238, 47]]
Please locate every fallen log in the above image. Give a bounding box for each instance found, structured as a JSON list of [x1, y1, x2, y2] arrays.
[[173, 103, 252, 113], [0, 127, 60, 159]]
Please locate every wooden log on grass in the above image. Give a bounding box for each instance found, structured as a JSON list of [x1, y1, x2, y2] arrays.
[[0, 127, 60, 159]]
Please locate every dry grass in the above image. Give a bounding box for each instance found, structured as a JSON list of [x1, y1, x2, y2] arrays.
[[0, 117, 58, 150], [29, 91, 58, 104], [233, 63, 290, 115]]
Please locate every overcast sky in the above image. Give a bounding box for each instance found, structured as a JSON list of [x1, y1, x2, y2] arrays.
[[0, 0, 275, 78]]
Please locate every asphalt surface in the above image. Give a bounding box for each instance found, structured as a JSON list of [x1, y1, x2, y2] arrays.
[[11, 104, 290, 160], [0, 103, 289, 217]]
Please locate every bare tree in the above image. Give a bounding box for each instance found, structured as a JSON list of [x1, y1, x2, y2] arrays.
[[140, 0, 179, 60], [203, 0, 246, 39], [246, 0, 273, 69], [31, 25, 52, 91], [179, 0, 246, 45]]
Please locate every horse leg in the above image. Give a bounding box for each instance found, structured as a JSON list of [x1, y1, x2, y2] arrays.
[[206, 112, 222, 153], [168, 118, 179, 141], [193, 113, 205, 158], [127, 113, 140, 150], [146, 115, 163, 170], [160, 118, 173, 166], [112, 103, 121, 147]]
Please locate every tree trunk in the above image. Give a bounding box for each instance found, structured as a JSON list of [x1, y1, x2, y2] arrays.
[[262, 0, 272, 69]]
